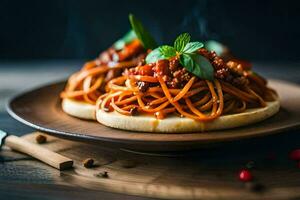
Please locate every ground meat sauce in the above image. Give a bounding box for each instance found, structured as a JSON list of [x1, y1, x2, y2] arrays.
[[127, 48, 250, 92], [98, 40, 145, 64], [198, 48, 249, 87], [97, 40, 147, 85]]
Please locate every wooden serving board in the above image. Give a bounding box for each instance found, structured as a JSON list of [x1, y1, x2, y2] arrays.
[[7, 80, 300, 151], [18, 132, 300, 200]]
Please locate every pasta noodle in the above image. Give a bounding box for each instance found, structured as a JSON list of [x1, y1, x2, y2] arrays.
[[61, 39, 145, 104], [97, 59, 276, 121]]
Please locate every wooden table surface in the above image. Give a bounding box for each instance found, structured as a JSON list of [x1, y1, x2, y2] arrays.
[[0, 61, 300, 200]]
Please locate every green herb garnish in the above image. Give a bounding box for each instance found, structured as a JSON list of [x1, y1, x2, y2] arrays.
[[145, 33, 214, 80], [129, 14, 157, 50], [145, 46, 173, 64], [174, 33, 190, 52], [114, 30, 137, 50]]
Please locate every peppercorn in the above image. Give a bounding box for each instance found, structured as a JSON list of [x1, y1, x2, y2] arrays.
[[83, 158, 94, 168], [35, 134, 47, 144]]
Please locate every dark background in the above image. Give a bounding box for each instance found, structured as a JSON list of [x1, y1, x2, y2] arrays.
[[1, 0, 300, 61]]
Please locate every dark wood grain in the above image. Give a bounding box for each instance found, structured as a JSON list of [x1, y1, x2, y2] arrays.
[[7, 80, 300, 151], [4, 132, 298, 200], [0, 181, 159, 200]]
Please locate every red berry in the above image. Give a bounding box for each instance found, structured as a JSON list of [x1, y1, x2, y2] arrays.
[[239, 169, 253, 182], [289, 149, 300, 161]]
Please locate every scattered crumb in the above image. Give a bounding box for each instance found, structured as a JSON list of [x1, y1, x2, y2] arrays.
[[83, 158, 94, 168], [35, 134, 47, 144]]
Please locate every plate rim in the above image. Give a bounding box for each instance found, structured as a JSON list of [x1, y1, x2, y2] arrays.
[[6, 80, 300, 145]]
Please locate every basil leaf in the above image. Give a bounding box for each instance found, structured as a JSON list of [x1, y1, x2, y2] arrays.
[[129, 14, 157, 50], [145, 48, 165, 63], [180, 54, 194, 71], [114, 30, 137, 50], [183, 42, 204, 54], [174, 33, 190, 52], [191, 54, 214, 80], [160, 45, 176, 57], [180, 54, 214, 80], [145, 45, 176, 64]]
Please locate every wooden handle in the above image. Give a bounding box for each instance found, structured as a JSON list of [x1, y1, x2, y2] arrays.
[[5, 135, 73, 170]]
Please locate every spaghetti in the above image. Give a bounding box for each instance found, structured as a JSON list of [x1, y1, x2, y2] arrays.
[[97, 48, 277, 121], [61, 39, 146, 104]]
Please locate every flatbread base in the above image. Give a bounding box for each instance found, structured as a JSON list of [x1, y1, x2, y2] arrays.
[[62, 98, 96, 120], [96, 100, 280, 133]]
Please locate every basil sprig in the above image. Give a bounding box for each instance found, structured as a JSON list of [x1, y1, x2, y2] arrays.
[[145, 33, 214, 80], [129, 14, 157, 50], [114, 30, 137, 50]]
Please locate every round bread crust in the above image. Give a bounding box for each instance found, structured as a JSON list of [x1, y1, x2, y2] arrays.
[[62, 98, 96, 120], [96, 100, 280, 133]]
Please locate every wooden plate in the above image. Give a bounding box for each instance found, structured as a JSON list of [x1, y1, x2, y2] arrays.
[[7, 80, 300, 151]]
